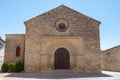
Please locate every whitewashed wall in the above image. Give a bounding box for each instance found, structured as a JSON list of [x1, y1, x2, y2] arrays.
[[0, 42, 5, 69]]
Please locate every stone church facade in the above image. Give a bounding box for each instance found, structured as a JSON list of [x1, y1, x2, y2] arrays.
[[4, 5, 101, 72]]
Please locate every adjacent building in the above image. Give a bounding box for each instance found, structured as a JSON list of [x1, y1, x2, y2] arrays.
[[102, 45, 120, 72], [0, 37, 5, 68]]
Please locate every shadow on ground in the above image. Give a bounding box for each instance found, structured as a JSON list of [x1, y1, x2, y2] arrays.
[[4, 72, 112, 79]]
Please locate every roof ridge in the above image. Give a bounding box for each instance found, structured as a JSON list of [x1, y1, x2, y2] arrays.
[[0, 37, 5, 43], [24, 5, 100, 24], [102, 45, 120, 52]]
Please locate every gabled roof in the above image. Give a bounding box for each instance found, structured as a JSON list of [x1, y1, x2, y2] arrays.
[[0, 37, 5, 43], [102, 45, 120, 52], [24, 5, 101, 24]]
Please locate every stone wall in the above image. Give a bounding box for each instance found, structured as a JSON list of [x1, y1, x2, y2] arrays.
[[102, 45, 120, 71], [24, 5, 101, 72], [4, 34, 25, 63], [40, 36, 82, 72]]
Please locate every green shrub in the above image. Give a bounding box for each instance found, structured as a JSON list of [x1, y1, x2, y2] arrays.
[[9, 63, 15, 72], [1, 61, 9, 72], [15, 61, 23, 72]]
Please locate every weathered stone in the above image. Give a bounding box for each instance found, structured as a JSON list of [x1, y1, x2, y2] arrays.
[[4, 34, 25, 63], [102, 45, 120, 71], [4, 5, 101, 72]]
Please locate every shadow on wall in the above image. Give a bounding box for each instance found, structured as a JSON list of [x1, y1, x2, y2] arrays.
[[4, 72, 112, 79]]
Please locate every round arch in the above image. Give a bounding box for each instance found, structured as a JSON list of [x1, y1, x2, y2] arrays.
[[46, 41, 77, 70]]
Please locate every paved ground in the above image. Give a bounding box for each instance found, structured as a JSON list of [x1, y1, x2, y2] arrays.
[[0, 71, 120, 80]]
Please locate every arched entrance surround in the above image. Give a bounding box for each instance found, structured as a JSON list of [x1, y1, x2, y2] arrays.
[[46, 41, 77, 70]]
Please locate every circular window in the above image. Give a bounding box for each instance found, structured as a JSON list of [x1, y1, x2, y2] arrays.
[[58, 23, 66, 30], [55, 18, 69, 32]]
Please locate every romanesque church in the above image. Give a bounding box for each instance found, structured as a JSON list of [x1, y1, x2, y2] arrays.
[[4, 5, 101, 72]]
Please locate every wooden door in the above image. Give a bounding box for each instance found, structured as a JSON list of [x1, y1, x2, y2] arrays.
[[54, 48, 70, 69]]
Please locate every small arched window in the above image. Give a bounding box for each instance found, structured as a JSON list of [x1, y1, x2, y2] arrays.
[[16, 46, 20, 57]]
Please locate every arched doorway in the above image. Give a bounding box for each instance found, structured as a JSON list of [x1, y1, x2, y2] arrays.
[[54, 48, 70, 69]]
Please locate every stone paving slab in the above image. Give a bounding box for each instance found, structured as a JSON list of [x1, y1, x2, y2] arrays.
[[0, 71, 120, 80]]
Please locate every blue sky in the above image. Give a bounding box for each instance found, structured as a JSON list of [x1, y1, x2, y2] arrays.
[[0, 0, 120, 50]]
